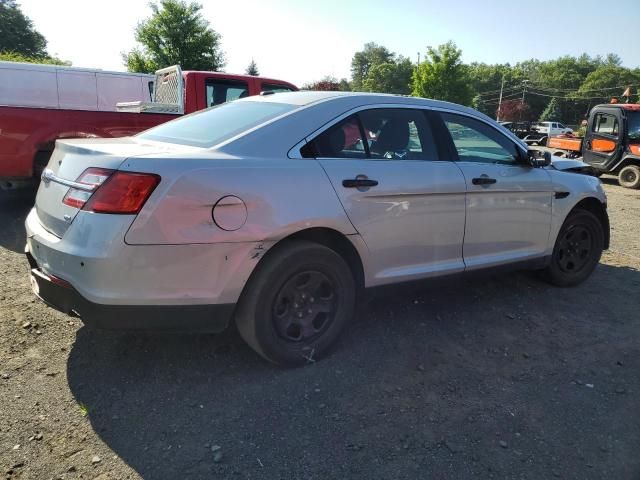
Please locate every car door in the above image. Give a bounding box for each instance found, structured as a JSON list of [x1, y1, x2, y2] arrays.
[[582, 110, 624, 170], [437, 111, 553, 270], [302, 107, 467, 286]]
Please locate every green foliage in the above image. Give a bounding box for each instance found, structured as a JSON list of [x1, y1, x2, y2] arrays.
[[577, 66, 640, 102], [350, 42, 395, 91], [245, 59, 259, 76], [0, 0, 47, 56], [362, 57, 413, 95], [0, 51, 69, 65], [123, 0, 225, 73], [412, 41, 472, 105], [337, 78, 351, 91], [539, 97, 561, 122]]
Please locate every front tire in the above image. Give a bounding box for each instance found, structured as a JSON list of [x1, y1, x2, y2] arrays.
[[235, 240, 356, 366], [542, 210, 603, 287], [618, 165, 640, 189]]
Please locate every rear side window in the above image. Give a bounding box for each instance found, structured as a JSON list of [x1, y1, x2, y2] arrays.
[[206, 79, 249, 106], [302, 108, 438, 160], [261, 83, 295, 93], [138, 101, 296, 148], [592, 113, 619, 136], [441, 112, 519, 164]]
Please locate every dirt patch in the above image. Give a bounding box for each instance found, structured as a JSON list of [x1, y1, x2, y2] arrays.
[[1, 183, 639, 479]]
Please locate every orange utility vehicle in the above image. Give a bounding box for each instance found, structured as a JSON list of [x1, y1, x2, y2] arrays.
[[548, 104, 640, 188]]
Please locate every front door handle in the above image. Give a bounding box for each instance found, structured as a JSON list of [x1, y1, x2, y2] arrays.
[[472, 177, 497, 185], [342, 178, 379, 188]]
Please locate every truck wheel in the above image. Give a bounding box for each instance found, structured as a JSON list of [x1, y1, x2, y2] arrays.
[[541, 210, 603, 287], [235, 240, 356, 366], [618, 165, 640, 189]]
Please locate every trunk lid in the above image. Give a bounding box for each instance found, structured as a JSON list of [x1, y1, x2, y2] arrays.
[[34, 138, 168, 237]]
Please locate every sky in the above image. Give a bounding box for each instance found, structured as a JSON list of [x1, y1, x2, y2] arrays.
[[18, 0, 640, 87]]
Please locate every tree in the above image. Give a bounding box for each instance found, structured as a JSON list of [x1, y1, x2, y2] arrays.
[[0, 0, 47, 57], [337, 78, 351, 91], [124, 0, 225, 73], [577, 65, 640, 103], [412, 41, 472, 105], [350, 42, 394, 91], [362, 57, 413, 95], [539, 97, 561, 122], [245, 59, 259, 76], [0, 51, 68, 66], [302, 76, 341, 91], [496, 99, 532, 122]]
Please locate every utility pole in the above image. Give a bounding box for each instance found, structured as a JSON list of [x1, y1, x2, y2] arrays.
[[417, 52, 420, 65], [520, 80, 529, 122], [521, 80, 529, 103], [496, 75, 505, 121]]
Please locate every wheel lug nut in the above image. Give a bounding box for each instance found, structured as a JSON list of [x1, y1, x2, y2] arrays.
[[294, 303, 299, 308], [307, 309, 312, 314], [297, 312, 303, 318], [309, 297, 314, 303]]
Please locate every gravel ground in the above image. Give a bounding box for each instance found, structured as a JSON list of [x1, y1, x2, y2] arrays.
[[1, 180, 639, 480]]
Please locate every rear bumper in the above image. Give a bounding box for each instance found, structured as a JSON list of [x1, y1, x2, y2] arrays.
[[26, 250, 234, 332]]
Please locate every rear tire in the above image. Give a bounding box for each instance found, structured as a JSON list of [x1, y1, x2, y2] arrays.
[[542, 210, 603, 287], [618, 165, 640, 189], [235, 240, 355, 366]]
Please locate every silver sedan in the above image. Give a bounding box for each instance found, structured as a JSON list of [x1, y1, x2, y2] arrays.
[[26, 92, 609, 365]]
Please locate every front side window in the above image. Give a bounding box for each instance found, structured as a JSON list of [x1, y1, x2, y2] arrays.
[[261, 83, 295, 93], [441, 112, 520, 164], [302, 108, 438, 160], [593, 113, 619, 137], [206, 79, 249, 106], [138, 101, 296, 148], [627, 111, 640, 142]]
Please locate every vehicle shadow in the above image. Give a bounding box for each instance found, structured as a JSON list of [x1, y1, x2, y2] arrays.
[[66, 262, 640, 479], [0, 188, 35, 253]]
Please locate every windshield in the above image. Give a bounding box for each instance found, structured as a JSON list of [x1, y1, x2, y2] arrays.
[[138, 101, 297, 148], [627, 111, 640, 142]]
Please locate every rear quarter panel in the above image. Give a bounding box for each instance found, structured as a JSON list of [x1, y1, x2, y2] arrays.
[[123, 156, 357, 245]]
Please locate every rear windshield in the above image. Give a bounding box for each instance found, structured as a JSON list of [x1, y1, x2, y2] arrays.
[[137, 101, 296, 148], [628, 111, 640, 142]]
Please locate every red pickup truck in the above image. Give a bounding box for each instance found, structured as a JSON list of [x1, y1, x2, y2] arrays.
[[0, 63, 297, 188]]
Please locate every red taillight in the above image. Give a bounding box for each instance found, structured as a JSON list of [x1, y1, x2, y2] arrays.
[[62, 168, 160, 214], [62, 168, 113, 208], [83, 171, 160, 214]]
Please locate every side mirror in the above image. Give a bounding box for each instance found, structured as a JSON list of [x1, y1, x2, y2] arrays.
[[527, 148, 552, 168]]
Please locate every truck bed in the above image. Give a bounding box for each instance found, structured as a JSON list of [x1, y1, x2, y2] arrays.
[[0, 106, 178, 179], [548, 136, 583, 152]]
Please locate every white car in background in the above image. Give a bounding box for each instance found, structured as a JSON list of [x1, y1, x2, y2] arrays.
[[25, 92, 609, 365], [536, 121, 573, 137]]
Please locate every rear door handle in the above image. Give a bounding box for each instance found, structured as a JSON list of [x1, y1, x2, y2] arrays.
[[472, 177, 497, 185], [342, 178, 379, 188]]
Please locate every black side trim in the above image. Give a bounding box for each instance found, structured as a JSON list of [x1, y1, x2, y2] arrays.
[[364, 256, 551, 302], [555, 191, 570, 199], [27, 261, 234, 332]]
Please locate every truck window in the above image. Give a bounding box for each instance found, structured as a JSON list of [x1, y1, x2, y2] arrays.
[[261, 83, 295, 93], [628, 111, 640, 141], [593, 113, 619, 136], [206, 79, 249, 106]]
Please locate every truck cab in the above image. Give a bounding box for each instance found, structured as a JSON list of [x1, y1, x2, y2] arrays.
[[582, 104, 640, 188]]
